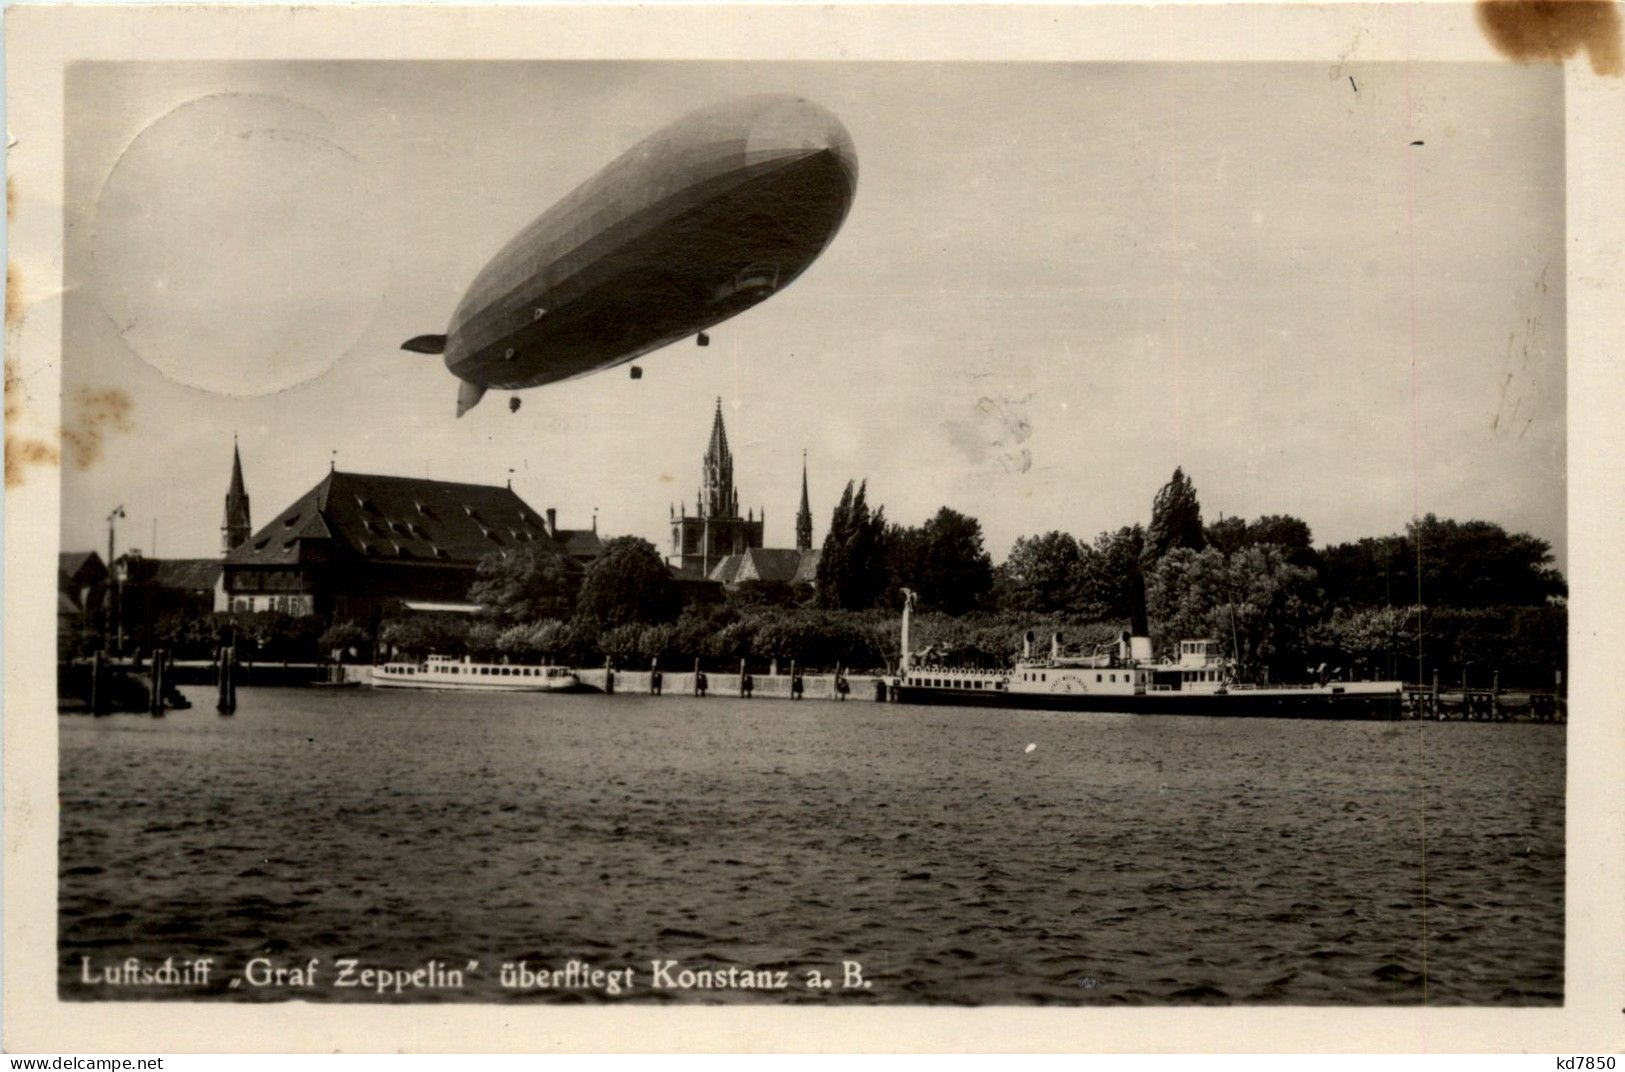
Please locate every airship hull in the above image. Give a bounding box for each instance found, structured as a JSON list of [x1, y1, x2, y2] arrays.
[[425, 96, 858, 413]]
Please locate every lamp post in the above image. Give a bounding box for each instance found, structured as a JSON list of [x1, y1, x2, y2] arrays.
[[105, 505, 125, 655]]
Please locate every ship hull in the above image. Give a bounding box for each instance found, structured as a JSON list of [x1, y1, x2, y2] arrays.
[[891, 684, 1403, 720]]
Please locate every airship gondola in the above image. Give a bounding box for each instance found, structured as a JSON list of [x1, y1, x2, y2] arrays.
[[404, 94, 859, 416]]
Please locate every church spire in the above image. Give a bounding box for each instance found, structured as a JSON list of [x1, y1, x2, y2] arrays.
[[222, 438, 252, 554], [795, 450, 813, 551], [700, 396, 736, 519]]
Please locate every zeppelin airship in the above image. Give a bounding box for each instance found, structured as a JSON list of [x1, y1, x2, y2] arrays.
[[403, 94, 858, 416]]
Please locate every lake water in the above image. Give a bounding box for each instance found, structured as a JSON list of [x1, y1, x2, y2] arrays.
[[59, 686, 1564, 1004]]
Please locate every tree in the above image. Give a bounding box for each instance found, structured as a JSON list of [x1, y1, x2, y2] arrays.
[[576, 536, 682, 627], [1144, 544, 1322, 681], [816, 480, 890, 610], [468, 545, 579, 624], [1319, 516, 1565, 610], [1206, 514, 1316, 568], [1144, 466, 1206, 565], [1407, 514, 1565, 607], [1204, 516, 1250, 556], [1077, 524, 1147, 629], [1247, 515, 1315, 565], [997, 531, 1084, 613], [317, 620, 370, 663], [906, 507, 994, 615], [377, 614, 470, 659]]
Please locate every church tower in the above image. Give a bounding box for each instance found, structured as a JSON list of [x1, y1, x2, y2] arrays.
[[222, 440, 252, 554], [699, 397, 738, 519], [795, 451, 814, 551], [670, 398, 763, 575]]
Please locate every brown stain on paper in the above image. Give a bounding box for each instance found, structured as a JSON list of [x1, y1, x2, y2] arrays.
[[5, 259, 21, 329], [60, 388, 135, 470], [1478, 0, 1623, 75], [5, 257, 60, 488], [6, 260, 137, 487], [5, 359, 60, 490]]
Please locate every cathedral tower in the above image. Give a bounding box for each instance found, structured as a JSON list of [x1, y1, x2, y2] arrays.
[[670, 399, 763, 575]]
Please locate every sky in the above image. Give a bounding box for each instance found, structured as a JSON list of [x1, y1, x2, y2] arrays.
[[60, 61, 1566, 574]]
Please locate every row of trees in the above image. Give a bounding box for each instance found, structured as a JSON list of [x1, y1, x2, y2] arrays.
[[808, 466, 1565, 684]]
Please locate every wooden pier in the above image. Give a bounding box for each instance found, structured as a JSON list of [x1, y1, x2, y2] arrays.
[[1399, 683, 1564, 722]]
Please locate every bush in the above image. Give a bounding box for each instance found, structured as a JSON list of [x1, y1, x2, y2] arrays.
[[378, 615, 470, 660], [318, 620, 371, 663]]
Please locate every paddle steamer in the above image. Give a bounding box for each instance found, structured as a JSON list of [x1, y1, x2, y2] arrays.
[[888, 591, 1402, 719]]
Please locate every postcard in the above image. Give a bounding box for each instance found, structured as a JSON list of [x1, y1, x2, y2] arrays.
[[5, 2, 1622, 1054]]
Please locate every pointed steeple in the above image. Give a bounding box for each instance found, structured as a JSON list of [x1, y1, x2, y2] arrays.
[[222, 438, 252, 554], [795, 450, 813, 551], [700, 396, 736, 519]]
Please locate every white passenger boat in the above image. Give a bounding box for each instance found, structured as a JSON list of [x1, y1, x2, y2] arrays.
[[369, 654, 580, 692]]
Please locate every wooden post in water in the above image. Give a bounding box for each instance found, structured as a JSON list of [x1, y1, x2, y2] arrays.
[[149, 647, 165, 717], [1430, 670, 1440, 720], [91, 650, 106, 716], [216, 645, 237, 715], [604, 657, 615, 696]]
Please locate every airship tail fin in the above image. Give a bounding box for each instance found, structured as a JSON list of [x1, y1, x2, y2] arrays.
[[402, 334, 447, 355], [455, 379, 487, 418]]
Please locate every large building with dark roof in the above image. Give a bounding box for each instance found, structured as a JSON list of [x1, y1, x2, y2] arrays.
[[222, 466, 599, 621]]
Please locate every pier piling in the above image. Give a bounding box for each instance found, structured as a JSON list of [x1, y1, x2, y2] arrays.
[[149, 647, 166, 717], [216, 646, 237, 715], [91, 651, 107, 717]]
